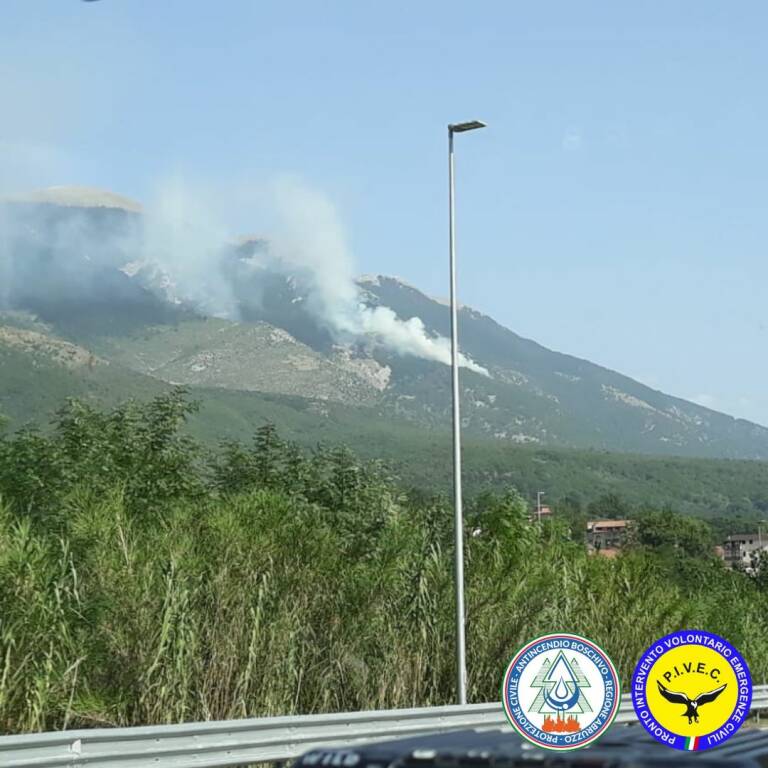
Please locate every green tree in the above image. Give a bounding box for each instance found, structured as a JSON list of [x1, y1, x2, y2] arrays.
[[752, 550, 768, 591], [0, 388, 203, 519], [0, 429, 66, 518], [586, 493, 631, 520], [632, 508, 714, 559]]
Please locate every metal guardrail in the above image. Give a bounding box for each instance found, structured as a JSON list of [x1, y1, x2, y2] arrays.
[[1, 686, 767, 768]]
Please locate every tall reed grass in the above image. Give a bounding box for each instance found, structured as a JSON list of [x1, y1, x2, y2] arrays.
[[1, 485, 767, 732], [1, 392, 766, 733]]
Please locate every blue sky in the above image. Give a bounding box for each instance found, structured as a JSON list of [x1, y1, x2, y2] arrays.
[[2, 1, 767, 424]]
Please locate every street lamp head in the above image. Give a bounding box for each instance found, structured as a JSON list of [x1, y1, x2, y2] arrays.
[[449, 120, 487, 133]]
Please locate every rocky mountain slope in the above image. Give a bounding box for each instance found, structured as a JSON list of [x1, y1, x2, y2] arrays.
[[356, 276, 768, 457], [2, 186, 768, 461]]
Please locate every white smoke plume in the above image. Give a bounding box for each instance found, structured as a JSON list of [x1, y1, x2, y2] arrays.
[[142, 178, 238, 319], [264, 179, 489, 375]]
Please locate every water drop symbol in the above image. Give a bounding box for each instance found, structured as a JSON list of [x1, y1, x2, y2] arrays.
[[543, 653, 582, 713]]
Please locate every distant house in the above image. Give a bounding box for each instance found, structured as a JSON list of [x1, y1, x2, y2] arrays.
[[722, 534, 768, 572], [586, 519, 632, 556], [529, 505, 553, 523]]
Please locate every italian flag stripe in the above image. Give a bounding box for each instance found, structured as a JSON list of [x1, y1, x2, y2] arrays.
[[685, 736, 700, 751]]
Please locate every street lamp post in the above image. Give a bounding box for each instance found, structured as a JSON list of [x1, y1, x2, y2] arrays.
[[448, 119, 486, 706]]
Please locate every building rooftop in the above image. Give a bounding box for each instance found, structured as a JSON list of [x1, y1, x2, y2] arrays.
[[587, 519, 630, 530]]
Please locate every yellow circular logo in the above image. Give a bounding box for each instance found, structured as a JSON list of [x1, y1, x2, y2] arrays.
[[632, 630, 752, 752]]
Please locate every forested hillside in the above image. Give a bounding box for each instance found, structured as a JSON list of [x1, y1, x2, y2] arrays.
[[3, 366, 768, 518]]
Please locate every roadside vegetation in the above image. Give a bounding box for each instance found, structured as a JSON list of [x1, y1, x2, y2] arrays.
[[1, 389, 767, 733]]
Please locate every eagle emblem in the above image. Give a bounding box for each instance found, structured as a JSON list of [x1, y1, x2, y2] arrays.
[[656, 680, 727, 724]]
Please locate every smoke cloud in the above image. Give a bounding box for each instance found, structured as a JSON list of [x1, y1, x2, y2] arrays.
[[141, 178, 238, 319], [0, 177, 488, 376], [264, 179, 489, 375]]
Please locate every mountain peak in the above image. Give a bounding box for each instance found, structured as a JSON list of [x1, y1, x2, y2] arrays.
[[6, 186, 143, 214], [358, 273, 473, 312], [360, 274, 425, 293]]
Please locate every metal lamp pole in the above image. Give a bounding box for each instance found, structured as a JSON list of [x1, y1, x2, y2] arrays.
[[448, 119, 486, 705]]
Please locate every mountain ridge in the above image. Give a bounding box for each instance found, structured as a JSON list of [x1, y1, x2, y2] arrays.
[[1, 189, 767, 461]]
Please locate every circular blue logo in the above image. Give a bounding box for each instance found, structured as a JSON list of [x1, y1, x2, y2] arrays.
[[631, 630, 752, 752], [501, 633, 621, 751]]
